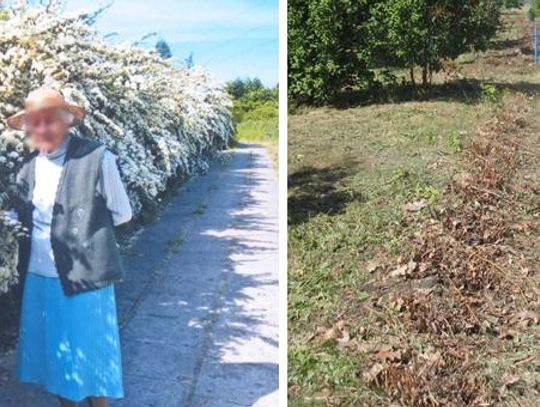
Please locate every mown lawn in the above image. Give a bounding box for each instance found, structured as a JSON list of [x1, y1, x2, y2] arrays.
[[236, 115, 278, 169], [288, 9, 540, 405]]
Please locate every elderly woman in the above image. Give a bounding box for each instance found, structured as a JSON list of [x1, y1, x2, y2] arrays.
[[7, 88, 132, 407]]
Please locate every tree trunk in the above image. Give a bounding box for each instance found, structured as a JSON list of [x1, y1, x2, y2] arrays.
[[422, 65, 428, 85], [410, 68, 416, 85]]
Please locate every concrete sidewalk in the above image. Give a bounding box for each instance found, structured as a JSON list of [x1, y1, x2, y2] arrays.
[[0, 144, 279, 407]]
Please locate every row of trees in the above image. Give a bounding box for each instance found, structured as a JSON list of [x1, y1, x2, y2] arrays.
[[226, 78, 277, 102], [289, 0, 504, 105], [225, 77, 278, 126]]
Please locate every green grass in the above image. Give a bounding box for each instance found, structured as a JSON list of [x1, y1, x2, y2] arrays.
[[289, 344, 366, 406], [234, 102, 279, 169], [236, 117, 278, 142]]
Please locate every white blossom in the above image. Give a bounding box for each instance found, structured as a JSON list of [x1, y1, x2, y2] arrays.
[[0, 7, 234, 293]]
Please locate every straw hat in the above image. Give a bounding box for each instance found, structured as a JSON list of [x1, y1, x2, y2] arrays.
[[6, 88, 85, 130]]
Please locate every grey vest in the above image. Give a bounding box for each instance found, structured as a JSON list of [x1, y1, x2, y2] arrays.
[[15, 136, 124, 295]]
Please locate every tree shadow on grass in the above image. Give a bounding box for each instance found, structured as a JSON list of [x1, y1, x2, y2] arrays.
[[331, 79, 540, 109], [333, 79, 486, 109], [488, 37, 525, 51], [288, 166, 362, 226], [496, 80, 540, 95]]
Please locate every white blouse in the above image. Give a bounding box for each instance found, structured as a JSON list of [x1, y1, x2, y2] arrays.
[[24, 137, 132, 278]]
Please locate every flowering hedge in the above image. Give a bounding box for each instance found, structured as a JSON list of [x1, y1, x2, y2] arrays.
[[0, 8, 234, 292]]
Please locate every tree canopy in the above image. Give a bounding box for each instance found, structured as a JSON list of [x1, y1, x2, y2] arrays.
[[288, 0, 503, 105], [155, 38, 172, 59], [288, 0, 374, 105]]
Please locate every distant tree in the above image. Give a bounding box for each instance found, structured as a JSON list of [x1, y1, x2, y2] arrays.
[[155, 39, 172, 59], [225, 78, 267, 99], [244, 78, 265, 94], [368, 0, 503, 85], [225, 79, 247, 99], [184, 52, 194, 68]]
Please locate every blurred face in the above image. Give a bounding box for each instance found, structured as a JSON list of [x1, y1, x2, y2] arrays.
[[25, 108, 69, 153]]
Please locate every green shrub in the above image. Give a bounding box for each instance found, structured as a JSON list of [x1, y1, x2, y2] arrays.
[[481, 83, 503, 104], [288, 0, 374, 105], [504, 0, 523, 8]]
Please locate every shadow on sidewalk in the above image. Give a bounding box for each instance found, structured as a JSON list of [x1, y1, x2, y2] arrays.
[[0, 145, 279, 407]]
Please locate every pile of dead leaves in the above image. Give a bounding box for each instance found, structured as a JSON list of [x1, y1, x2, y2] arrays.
[[351, 93, 540, 406]]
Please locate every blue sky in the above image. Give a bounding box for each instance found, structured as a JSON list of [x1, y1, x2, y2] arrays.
[[60, 0, 279, 86]]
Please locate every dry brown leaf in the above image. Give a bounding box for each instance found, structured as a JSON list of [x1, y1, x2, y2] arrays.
[[366, 261, 380, 273], [312, 388, 332, 401], [402, 200, 427, 212], [336, 328, 350, 345], [356, 342, 393, 354], [510, 310, 539, 328], [498, 327, 519, 340], [520, 267, 531, 276], [374, 349, 402, 362], [363, 363, 384, 383], [322, 327, 337, 341], [322, 320, 347, 342], [503, 374, 524, 388], [389, 261, 417, 278], [389, 264, 408, 278]]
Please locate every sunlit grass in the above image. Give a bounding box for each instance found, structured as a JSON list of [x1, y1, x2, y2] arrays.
[[236, 117, 278, 171]]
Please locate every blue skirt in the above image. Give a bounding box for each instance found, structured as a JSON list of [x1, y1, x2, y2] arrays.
[[16, 273, 124, 402]]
